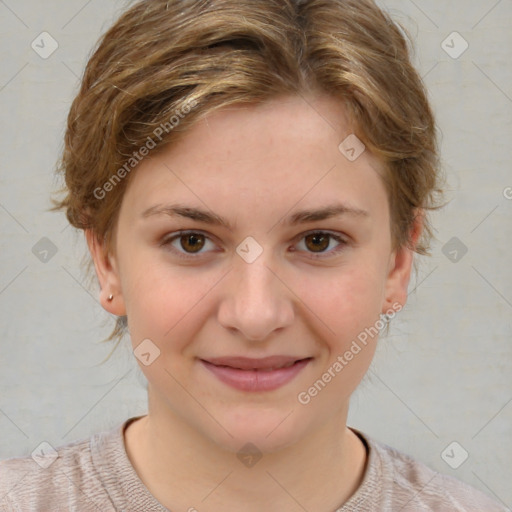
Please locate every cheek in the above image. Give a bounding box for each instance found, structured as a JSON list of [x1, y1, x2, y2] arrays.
[[293, 262, 386, 338], [123, 258, 216, 349], [293, 266, 385, 404], [123, 266, 208, 392]]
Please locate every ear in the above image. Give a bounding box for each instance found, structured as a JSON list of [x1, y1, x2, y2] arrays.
[[85, 229, 126, 316], [382, 210, 424, 313]]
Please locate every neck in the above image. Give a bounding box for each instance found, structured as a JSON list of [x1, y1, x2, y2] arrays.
[[124, 396, 368, 512]]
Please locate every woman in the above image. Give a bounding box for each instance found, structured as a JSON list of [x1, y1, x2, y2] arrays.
[[0, 0, 507, 510]]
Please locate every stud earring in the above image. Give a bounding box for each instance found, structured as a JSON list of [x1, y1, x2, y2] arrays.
[[107, 294, 114, 302]]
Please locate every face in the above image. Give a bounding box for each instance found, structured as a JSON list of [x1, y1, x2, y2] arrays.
[[87, 93, 415, 453]]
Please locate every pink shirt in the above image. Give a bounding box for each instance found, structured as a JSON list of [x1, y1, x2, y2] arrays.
[[0, 416, 508, 511]]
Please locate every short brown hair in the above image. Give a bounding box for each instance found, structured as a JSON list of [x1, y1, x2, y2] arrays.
[[51, 0, 444, 351]]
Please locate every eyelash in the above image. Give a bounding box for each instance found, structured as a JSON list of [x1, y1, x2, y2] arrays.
[[159, 230, 349, 261]]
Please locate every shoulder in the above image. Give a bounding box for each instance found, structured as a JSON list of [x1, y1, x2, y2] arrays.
[[354, 429, 508, 512], [0, 427, 116, 512]]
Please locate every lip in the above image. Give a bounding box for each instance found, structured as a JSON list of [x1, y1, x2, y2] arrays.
[[200, 356, 312, 392]]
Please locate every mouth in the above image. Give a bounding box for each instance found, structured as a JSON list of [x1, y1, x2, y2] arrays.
[[199, 356, 313, 392]]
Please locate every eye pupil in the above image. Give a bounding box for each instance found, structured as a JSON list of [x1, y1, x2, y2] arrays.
[[181, 234, 205, 253], [306, 233, 329, 252]]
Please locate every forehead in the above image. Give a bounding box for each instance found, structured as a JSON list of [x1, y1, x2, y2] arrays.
[[120, 93, 389, 228]]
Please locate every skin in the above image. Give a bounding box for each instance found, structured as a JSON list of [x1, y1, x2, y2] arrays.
[[86, 93, 421, 511]]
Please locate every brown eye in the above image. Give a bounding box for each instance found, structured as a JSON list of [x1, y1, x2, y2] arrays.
[[161, 230, 217, 260], [294, 231, 348, 259], [180, 233, 206, 253], [304, 233, 330, 252]]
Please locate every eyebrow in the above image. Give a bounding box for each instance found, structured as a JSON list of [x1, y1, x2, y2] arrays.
[[141, 202, 369, 229]]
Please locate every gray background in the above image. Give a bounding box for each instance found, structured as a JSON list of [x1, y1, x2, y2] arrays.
[[0, 0, 511, 508]]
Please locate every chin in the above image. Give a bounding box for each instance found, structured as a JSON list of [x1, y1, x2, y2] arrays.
[[201, 407, 307, 455]]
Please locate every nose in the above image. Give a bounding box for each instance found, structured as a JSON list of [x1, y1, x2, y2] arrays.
[[217, 253, 295, 342]]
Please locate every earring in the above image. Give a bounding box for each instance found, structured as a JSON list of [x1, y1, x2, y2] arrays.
[[107, 294, 114, 302]]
